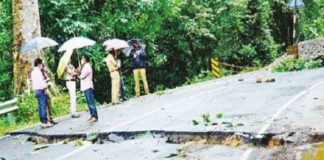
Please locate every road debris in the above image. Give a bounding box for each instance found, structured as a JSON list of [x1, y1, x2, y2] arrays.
[[33, 144, 49, 151], [256, 78, 262, 83], [152, 149, 159, 153], [265, 78, 276, 83]]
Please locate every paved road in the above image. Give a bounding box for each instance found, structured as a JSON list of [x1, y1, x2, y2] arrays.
[[1, 69, 324, 160]]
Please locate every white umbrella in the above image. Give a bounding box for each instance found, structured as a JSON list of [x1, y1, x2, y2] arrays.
[[20, 37, 59, 53], [102, 39, 129, 51], [58, 37, 96, 52]]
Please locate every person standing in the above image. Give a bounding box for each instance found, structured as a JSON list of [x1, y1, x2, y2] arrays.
[[40, 65, 57, 125], [79, 54, 98, 123], [130, 42, 150, 97], [65, 60, 79, 118], [105, 49, 120, 104], [116, 54, 126, 102], [31, 58, 52, 128]]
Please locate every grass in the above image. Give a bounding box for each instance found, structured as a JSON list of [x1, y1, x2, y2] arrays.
[[272, 58, 323, 72]]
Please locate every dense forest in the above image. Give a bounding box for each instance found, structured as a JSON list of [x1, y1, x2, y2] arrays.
[[0, 0, 323, 102]]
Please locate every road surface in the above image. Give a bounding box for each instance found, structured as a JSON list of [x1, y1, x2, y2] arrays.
[[1, 69, 324, 160]]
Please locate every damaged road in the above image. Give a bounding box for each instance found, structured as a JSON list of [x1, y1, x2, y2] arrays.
[[2, 69, 324, 160]]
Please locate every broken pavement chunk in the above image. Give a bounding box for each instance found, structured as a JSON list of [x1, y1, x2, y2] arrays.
[[256, 78, 262, 83]]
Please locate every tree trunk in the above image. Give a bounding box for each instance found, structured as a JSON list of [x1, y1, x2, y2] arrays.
[[12, 0, 42, 95]]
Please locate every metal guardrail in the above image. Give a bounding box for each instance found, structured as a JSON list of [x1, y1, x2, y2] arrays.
[[0, 98, 18, 125]]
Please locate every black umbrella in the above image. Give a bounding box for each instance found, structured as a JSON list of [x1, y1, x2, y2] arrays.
[[122, 39, 146, 57]]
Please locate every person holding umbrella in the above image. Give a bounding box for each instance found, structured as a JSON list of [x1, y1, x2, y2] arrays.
[[64, 59, 79, 118], [102, 39, 130, 104], [79, 54, 98, 123], [105, 48, 120, 105], [57, 37, 97, 121], [130, 41, 150, 97]]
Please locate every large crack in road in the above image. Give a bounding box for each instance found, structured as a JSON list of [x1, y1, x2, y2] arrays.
[[8, 130, 324, 160]]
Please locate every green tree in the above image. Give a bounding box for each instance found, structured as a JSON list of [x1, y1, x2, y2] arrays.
[[0, 0, 13, 101]]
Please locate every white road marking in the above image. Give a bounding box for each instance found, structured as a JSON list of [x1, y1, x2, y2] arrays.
[[53, 83, 236, 160], [240, 149, 253, 160], [54, 141, 92, 160], [240, 79, 324, 160]]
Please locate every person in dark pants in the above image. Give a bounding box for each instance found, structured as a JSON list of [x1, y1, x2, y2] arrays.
[[116, 54, 126, 102], [78, 54, 98, 123], [31, 58, 53, 128]]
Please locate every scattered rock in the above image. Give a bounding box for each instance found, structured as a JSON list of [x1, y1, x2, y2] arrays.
[[298, 38, 324, 59], [313, 97, 319, 100], [165, 153, 177, 158], [238, 78, 244, 82], [265, 78, 276, 83], [256, 78, 262, 83], [222, 122, 233, 128], [221, 122, 231, 125], [225, 123, 234, 128], [211, 122, 218, 126], [0, 157, 6, 160], [152, 149, 159, 153], [236, 123, 244, 127]]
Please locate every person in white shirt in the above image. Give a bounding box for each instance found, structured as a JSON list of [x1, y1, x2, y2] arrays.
[[31, 58, 53, 128]]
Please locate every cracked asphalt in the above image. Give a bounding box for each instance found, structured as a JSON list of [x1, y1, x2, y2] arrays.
[[1, 68, 324, 160]]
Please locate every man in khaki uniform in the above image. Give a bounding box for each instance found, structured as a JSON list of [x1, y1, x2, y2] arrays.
[[106, 49, 120, 104], [64, 60, 79, 118]]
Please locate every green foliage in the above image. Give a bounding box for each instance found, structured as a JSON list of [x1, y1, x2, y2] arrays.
[[202, 113, 211, 123], [0, 0, 13, 101], [216, 113, 223, 119], [272, 58, 323, 72], [184, 70, 214, 85], [299, 0, 324, 39]]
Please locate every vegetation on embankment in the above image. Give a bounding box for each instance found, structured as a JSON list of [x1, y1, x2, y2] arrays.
[[1, 0, 324, 135]]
